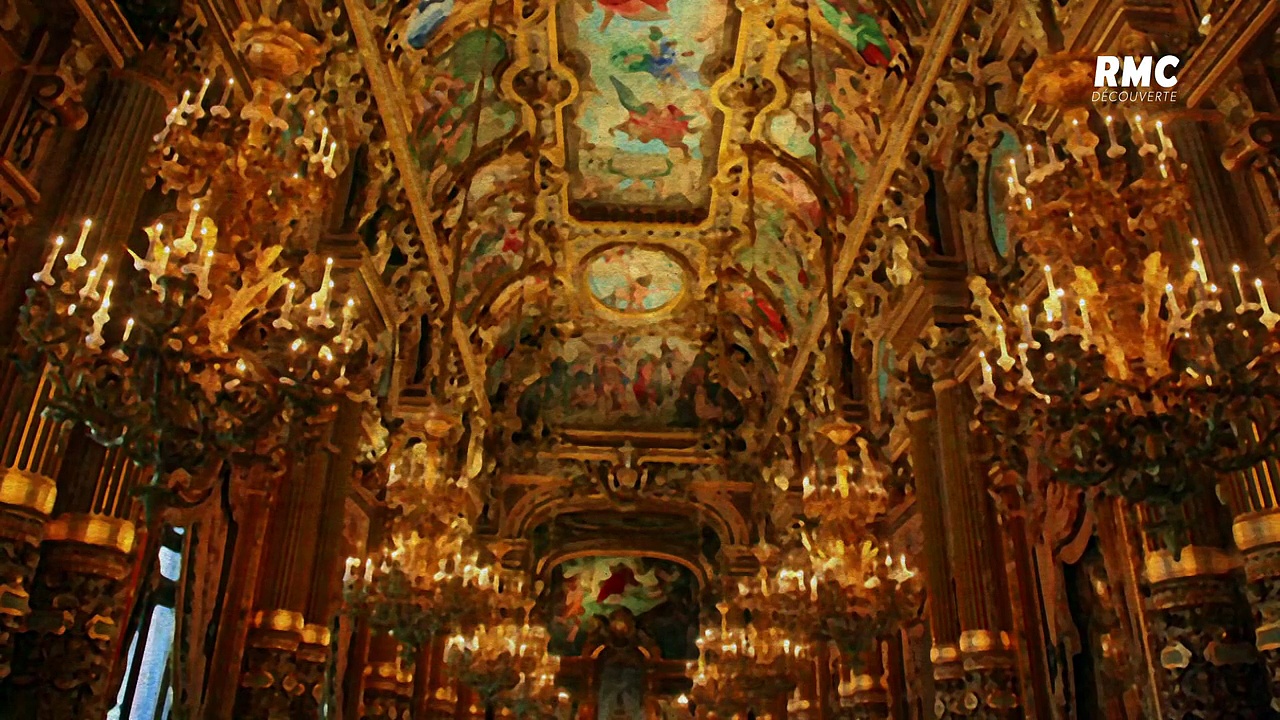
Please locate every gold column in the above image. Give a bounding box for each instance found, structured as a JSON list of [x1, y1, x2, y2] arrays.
[[1225, 482, 1280, 708], [295, 622, 334, 717], [841, 639, 890, 720], [362, 631, 414, 720], [0, 468, 54, 681], [233, 609, 306, 719], [903, 372, 962, 717], [233, 402, 353, 717], [1140, 496, 1271, 718], [5, 513, 134, 717]]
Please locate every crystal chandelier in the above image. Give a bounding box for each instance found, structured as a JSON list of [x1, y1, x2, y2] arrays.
[[17, 66, 372, 517], [969, 103, 1280, 524], [444, 600, 560, 714], [689, 600, 808, 720]]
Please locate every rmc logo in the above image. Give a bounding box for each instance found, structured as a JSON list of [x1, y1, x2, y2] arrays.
[[1092, 56, 1180, 102]]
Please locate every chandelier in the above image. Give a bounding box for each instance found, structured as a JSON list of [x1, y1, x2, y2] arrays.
[[689, 600, 808, 719], [444, 600, 561, 716], [969, 102, 1280, 525], [17, 62, 373, 517]]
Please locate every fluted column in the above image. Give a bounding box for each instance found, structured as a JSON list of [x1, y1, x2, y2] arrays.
[[904, 373, 962, 716], [1139, 497, 1271, 719], [933, 372, 1019, 719], [233, 400, 359, 717], [1217, 466, 1280, 711], [0, 70, 164, 719]]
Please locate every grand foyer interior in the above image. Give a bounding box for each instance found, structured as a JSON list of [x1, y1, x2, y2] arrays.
[[0, 0, 1277, 718]]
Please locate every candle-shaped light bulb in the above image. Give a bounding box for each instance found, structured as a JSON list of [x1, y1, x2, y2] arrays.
[[1078, 298, 1094, 348], [1024, 143, 1036, 171], [994, 324, 1014, 370], [177, 201, 201, 254], [1189, 238, 1209, 285], [1232, 264, 1250, 311], [65, 219, 92, 272], [1015, 342, 1039, 393], [1016, 302, 1039, 348], [274, 281, 298, 330], [1256, 279, 1280, 329], [122, 317, 135, 342], [1165, 283, 1182, 325], [337, 298, 355, 346], [85, 280, 114, 350], [1007, 157, 1020, 189], [34, 235, 65, 285], [1104, 115, 1124, 158], [978, 351, 995, 397], [79, 253, 108, 301], [193, 77, 211, 118], [1043, 265, 1062, 324]]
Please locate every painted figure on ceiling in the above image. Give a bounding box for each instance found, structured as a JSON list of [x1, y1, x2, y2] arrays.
[[609, 77, 696, 157], [597, 0, 671, 31]]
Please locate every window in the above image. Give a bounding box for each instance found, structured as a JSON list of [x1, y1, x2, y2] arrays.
[[107, 526, 184, 720]]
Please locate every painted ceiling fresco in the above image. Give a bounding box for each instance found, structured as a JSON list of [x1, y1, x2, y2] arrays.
[[585, 245, 686, 313], [547, 556, 698, 659], [364, 0, 911, 442], [512, 333, 743, 430], [558, 0, 739, 220]]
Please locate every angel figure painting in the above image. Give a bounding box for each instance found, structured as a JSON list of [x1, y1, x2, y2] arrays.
[[559, 0, 739, 218], [547, 556, 699, 661]]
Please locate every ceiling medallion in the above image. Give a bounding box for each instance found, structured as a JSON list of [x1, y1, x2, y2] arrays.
[[584, 244, 687, 314]]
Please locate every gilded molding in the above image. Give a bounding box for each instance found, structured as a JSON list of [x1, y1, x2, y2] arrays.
[[959, 629, 1012, 654], [931, 642, 961, 664], [0, 468, 56, 515], [1233, 510, 1280, 552], [1144, 546, 1239, 585], [251, 608, 306, 634], [43, 513, 135, 554]]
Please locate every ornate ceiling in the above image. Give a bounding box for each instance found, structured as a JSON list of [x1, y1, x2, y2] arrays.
[[342, 0, 919, 452]]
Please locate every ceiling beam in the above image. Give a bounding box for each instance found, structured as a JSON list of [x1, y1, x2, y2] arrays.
[[342, 0, 491, 417], [762, 0, 972, 444]]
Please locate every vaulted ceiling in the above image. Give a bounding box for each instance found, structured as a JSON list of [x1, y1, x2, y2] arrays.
[[343, 0, 921, 456]]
